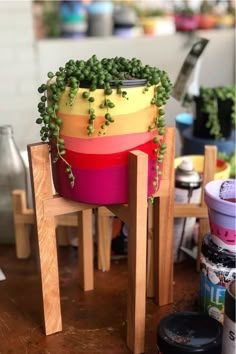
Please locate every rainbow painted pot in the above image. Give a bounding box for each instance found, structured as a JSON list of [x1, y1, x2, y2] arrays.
[[51, 82, 163, 204]]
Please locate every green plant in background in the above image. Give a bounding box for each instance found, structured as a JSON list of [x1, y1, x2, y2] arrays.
[[228, 1, 236, 16], [36, 55, 172, 199], [218, 151, 236, 178], [135, 7, 166, 18], [174, 0, 196, 16], [199, 0, 214, 14], [42, 1, 61, 38], [199, 86, 236, 139]]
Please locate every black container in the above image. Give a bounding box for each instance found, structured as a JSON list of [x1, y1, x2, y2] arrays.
[[79, 79, 147, 89], [222, 279, 236, 354], [193, 96, 233, 139], [157, 312, 223, 354]]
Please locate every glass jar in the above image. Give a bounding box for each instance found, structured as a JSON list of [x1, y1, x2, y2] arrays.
[[0, 125, 27, 244]]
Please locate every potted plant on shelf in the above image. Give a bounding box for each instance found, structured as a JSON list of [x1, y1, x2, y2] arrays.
[[198, 0, 216, 30], [214, 0, 235, 29], [136, 7, 174, 36], [192, 86, 236, 140], [36, 55, 172, 204], [174, 1, 200, 32]]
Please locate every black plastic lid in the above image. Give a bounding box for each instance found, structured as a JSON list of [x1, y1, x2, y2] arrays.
[[157, 312, 222, 354], [201, 233, 236, 268], [80, 79, 147, 88]]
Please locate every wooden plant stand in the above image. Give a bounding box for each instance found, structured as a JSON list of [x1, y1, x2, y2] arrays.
[[14, 127, 175, 353], [27, 142, 151, 354], [26, 127, 175, 353]]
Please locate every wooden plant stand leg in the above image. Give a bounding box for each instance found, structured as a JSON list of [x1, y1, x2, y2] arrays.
[[28, 143, 62, 335], [197, 145, 216, 271], [153, 195, 174, 306], [12, 189, 33, 259], [146, 203, 154, 298], [97, 207, 112, 272], [78, 209, 94, 291], [152, 127, 175, 305], [56, 226, 70, 246], [107, 150, 148, 353], [127, 151, 148, 354]]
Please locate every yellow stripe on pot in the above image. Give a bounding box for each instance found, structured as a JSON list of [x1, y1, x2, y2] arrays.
[[58, 85, 156, 116], [59, 105, 157, 138]]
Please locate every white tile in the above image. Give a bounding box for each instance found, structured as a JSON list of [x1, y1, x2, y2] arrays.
[[0, 13, 32, 28], [0, 1, 32, 12], [0, 47, 15, 62], [0, 28, 34, 44]]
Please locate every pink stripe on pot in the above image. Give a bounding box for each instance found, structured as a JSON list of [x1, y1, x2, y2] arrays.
[[204, 179, 236, 251], [60, 130, 156, 154], [52, 158, 158, 205], [210, 219, 236, 252]]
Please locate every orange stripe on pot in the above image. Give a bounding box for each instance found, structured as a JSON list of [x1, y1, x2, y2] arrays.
[[60, 130, 157, 154], [58, 105, 157, 138]]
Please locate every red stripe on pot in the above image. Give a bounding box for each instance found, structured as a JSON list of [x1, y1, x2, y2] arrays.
[[60, 130, 157, 154], [52, 158, 160, 205], [62, 139, 157, 169]]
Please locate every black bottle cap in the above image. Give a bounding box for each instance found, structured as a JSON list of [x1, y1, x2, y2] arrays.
[[157, 311, 222, 354]]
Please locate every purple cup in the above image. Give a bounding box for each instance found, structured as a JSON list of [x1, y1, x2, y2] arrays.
[[204, 179, 236, 252]]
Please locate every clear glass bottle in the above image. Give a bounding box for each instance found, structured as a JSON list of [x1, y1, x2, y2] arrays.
[[0, 125, 27, 244]]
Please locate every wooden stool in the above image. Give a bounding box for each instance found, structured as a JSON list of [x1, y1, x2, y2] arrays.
[[28, 142, 151, 354]]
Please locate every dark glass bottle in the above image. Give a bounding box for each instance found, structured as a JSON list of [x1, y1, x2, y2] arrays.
[[0, 125, 27, 244]]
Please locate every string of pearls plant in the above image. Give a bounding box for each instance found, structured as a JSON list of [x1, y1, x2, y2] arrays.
[[200, 86, 236, 139], [36, 55, 172, 200]]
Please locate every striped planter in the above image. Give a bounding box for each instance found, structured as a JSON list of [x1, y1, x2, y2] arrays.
[[204, 179, 236, 252], [51, 83, 163, 204]]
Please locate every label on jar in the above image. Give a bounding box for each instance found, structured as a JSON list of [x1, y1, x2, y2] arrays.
[[200, 272, 225, 323], [200, 254, 236, 323], [222, 315, 236, 354]]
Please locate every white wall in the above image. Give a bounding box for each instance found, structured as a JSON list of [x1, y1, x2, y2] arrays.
[[0, 0, 39, 151]]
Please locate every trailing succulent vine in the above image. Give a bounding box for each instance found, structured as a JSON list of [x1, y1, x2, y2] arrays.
[[199, 86, 236, 139], [36, 55, 172, 200]]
